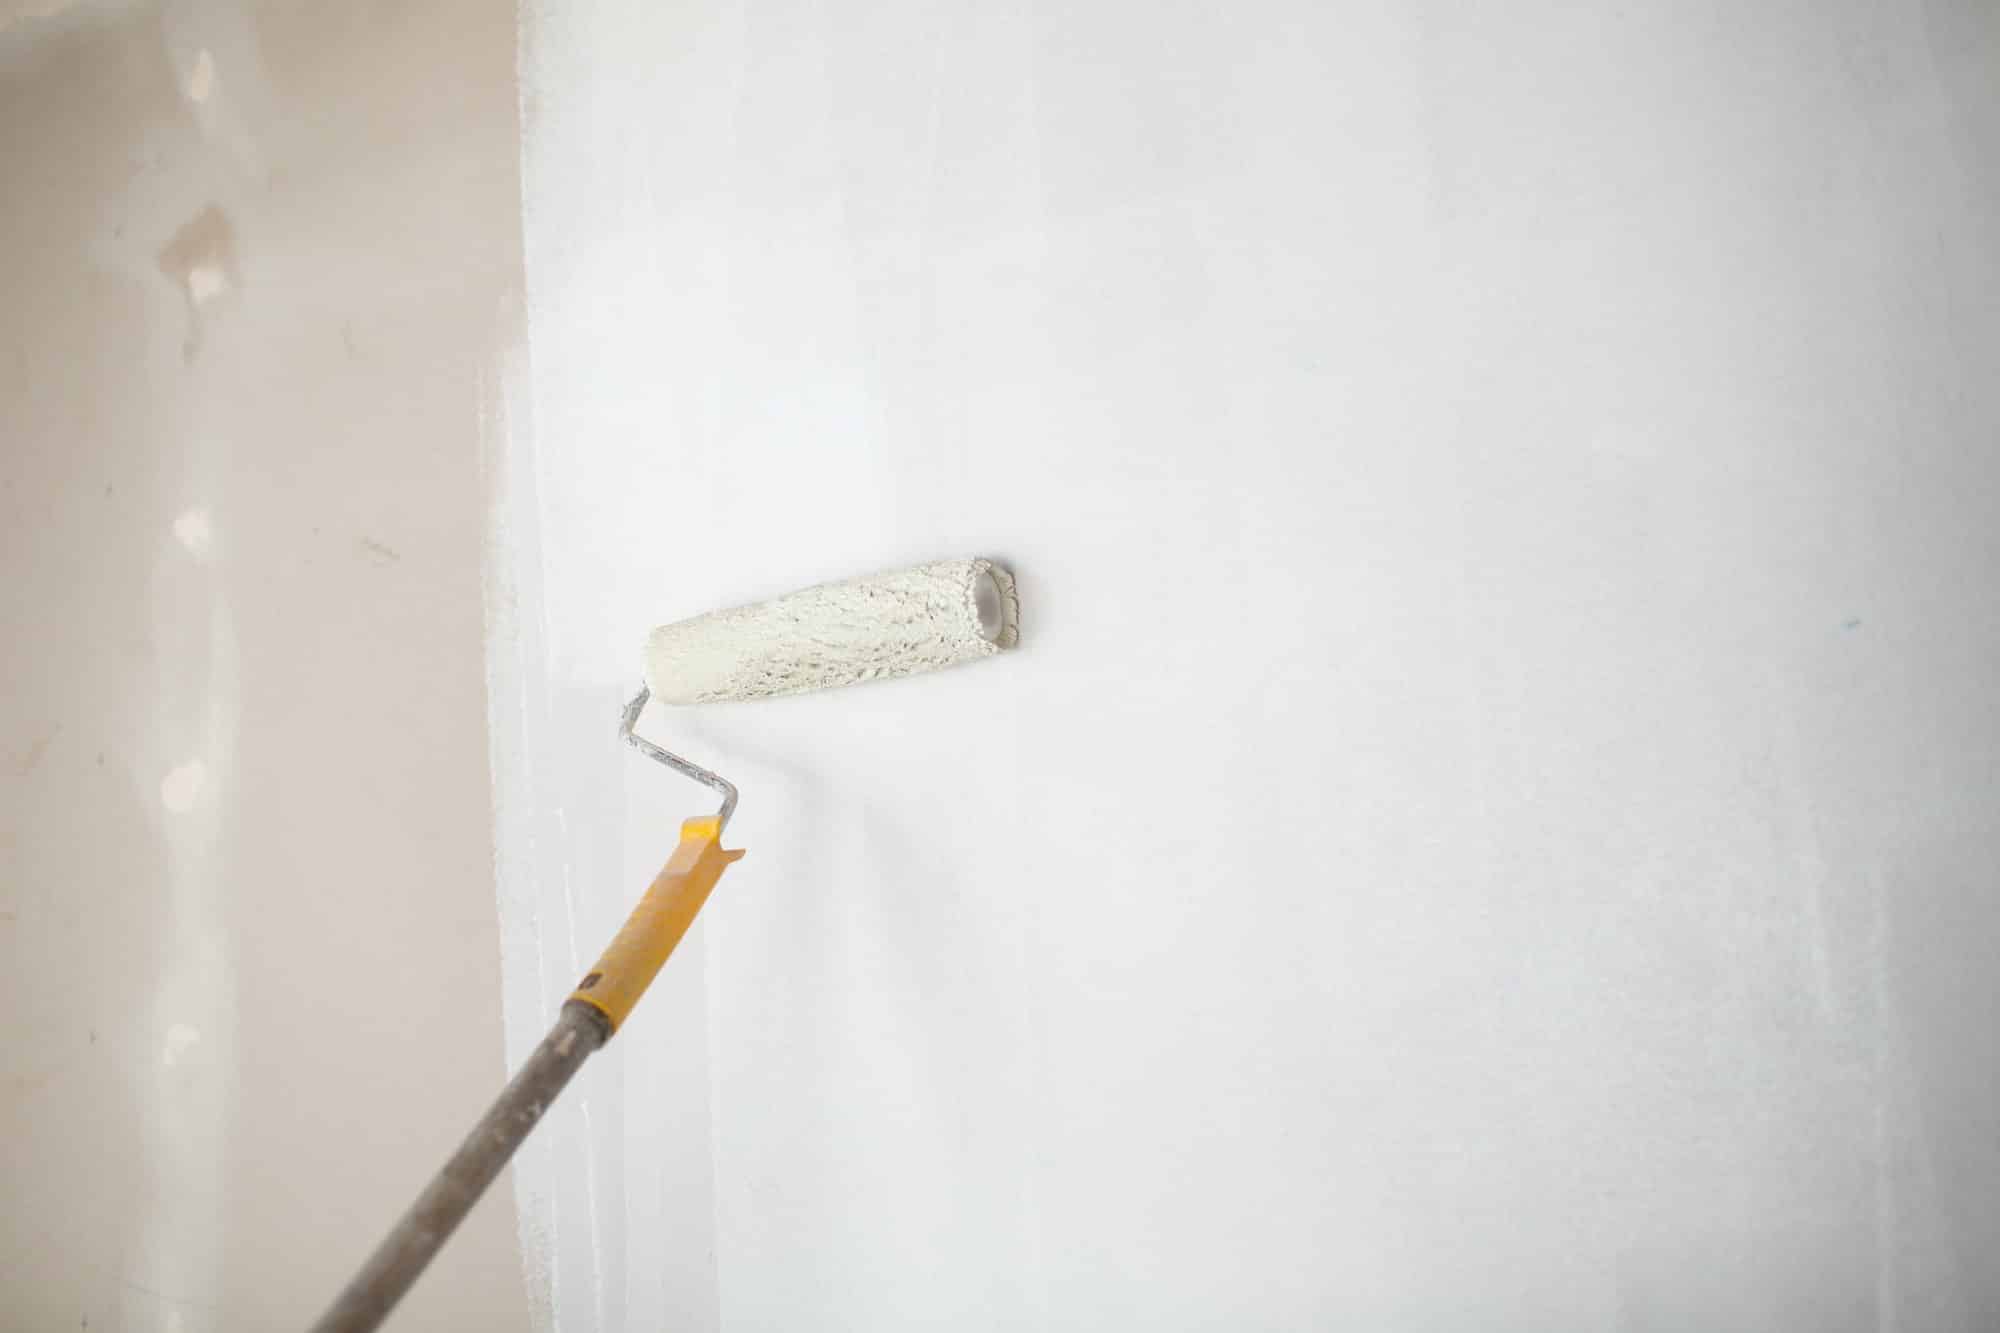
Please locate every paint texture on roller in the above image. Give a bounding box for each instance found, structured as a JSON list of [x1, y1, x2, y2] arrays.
[[643, 558, 1020, 705]]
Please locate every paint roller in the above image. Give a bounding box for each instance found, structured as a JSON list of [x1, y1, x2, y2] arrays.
[[312, 557, 1021, 1333]]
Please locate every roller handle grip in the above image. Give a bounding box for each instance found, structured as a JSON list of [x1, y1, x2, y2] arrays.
[[568, 815, 745, 1033]]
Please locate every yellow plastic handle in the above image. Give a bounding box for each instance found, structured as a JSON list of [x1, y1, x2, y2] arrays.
[[567, 816, 745, 1035]]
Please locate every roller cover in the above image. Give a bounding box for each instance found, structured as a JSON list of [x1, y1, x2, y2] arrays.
[[643, 558, 1020, 705]]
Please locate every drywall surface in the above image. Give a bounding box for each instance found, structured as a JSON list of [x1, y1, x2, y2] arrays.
[[494, 1, 2000, 1328], [1, 2, 530, 1328]]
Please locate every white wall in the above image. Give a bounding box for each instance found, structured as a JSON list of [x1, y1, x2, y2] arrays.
[[494, 1, 2000, 1328]]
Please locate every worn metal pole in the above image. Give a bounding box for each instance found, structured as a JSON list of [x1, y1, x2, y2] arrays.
[[310, 1001, 611, 1333]]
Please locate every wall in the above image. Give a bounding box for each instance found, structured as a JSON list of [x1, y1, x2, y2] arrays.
[[496, 1, 2000, 1329], [1, 3, 529, 1327]]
